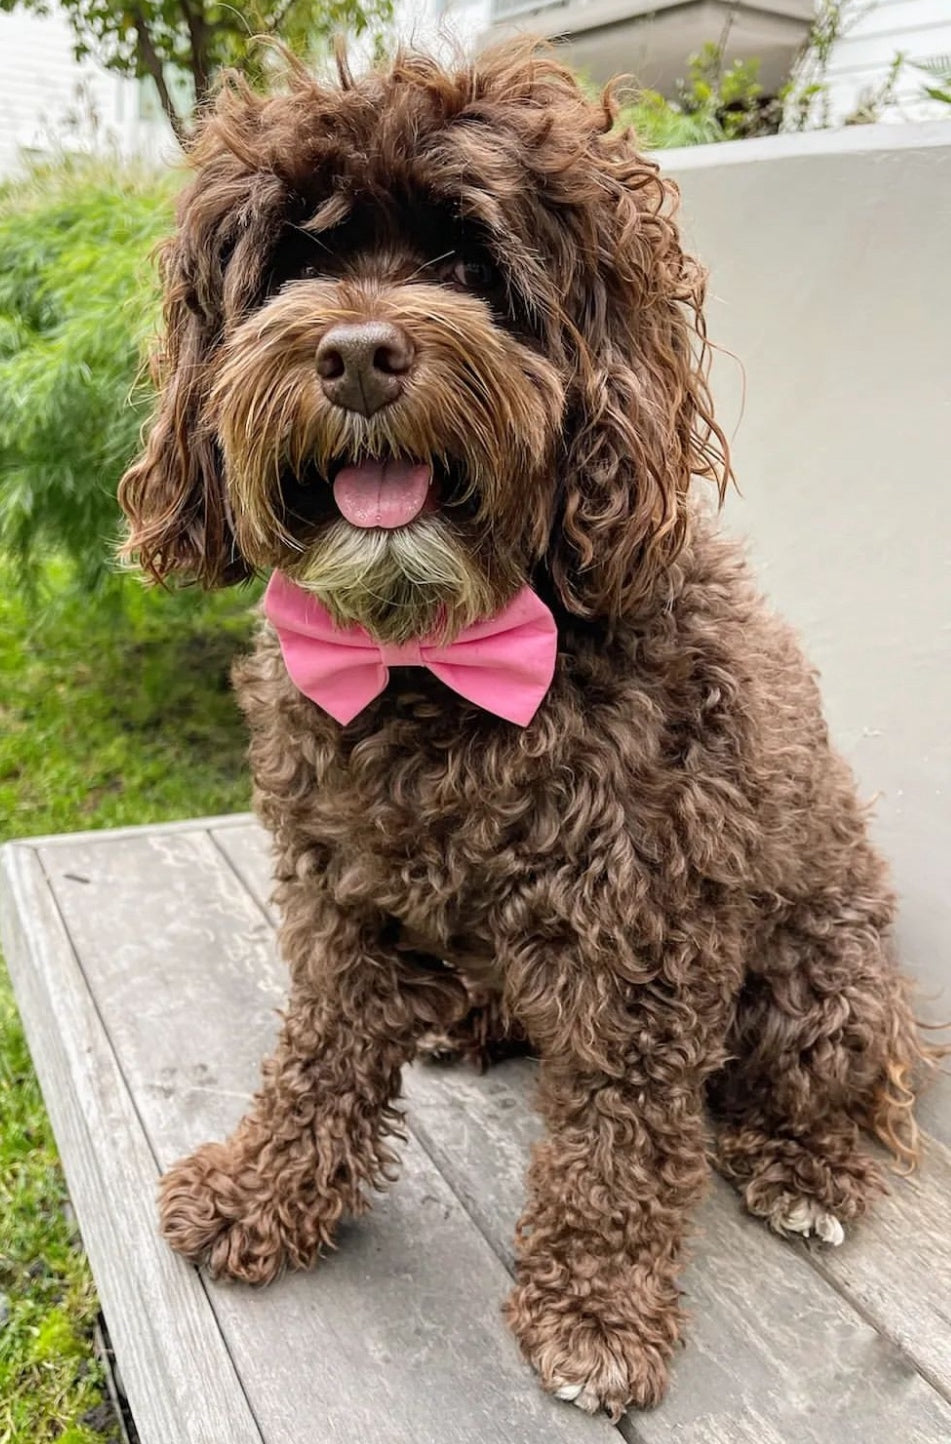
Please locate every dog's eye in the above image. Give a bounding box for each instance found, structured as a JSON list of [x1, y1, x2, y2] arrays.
[[445, 255, 501, 294]]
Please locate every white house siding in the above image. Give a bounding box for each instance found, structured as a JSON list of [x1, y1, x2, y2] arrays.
[[822, 0, 951, 124], [0, 8, 175, 176]]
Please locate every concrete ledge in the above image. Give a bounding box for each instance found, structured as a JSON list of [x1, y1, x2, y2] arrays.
[[659, 117, 951, 167]]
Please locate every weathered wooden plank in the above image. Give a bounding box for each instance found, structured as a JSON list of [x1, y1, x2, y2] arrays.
[[38, 828, 619, 1444], [404, 1060, 542, 1274], [38, 830, 285, 1154], [24, 818, 951, 1438], [196, 1130, 620, 1444], [211, 820, 278, 925], [404, 1061, 951, 1444], [660, 1415, 786, 1444], [216, 817, 951, 1438], [0, 841, 264, 1444], [806, 1137, 951, 1399]]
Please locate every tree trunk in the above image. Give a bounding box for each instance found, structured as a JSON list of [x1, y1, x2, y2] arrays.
[[131, 10, 187, 145], [180, 0, 213, 110]]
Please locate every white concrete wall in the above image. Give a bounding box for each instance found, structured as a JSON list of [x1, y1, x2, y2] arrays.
[[665, 124, 951, 1141], [822, 0, 951, 124]]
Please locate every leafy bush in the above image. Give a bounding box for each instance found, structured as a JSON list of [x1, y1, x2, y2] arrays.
[[617, 5, 912, 143], [0, 158, 175, 592], [615, 44, 780, 149]]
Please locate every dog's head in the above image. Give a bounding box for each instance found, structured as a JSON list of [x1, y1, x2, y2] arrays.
[[119, 43, 727, 641]]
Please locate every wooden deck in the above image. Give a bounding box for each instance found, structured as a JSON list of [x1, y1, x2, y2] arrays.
[[2, 814, 950, 1444]]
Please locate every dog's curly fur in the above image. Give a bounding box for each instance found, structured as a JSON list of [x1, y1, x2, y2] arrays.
[[119, 43, 935, 1417]]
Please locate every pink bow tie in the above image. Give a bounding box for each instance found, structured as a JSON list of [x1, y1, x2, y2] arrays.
[[264, 572, 557, 727]]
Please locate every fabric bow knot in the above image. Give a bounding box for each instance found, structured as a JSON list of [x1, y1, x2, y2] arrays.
[[264, 571, 558, 727]]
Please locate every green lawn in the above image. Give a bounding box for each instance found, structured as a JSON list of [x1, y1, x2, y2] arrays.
[[0, 559, 259, 1442]]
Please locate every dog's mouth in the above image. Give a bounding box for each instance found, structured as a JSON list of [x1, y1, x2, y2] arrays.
[[281, 453, 477, 535], [271, 446, 519, 643]]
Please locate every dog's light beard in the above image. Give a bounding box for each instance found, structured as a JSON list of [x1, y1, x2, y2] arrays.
[[283, 514, 497, 644]]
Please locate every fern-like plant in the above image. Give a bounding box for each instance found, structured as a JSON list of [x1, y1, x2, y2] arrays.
[[0, 158, 175, 593], [913, 54, 951, 106]]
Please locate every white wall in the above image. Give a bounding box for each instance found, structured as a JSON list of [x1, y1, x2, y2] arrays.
[[822, 0, 951, 124], [665, 123, 951, 1143], [0, 8, 173, 175], [390, 0, 489, 55]]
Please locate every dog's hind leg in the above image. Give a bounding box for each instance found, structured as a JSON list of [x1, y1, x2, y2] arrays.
[[709, 885, 928, 1244], [158, 883, 471, 1284]]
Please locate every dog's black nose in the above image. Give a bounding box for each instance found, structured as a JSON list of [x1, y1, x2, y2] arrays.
[[316, 322, 414, 416]]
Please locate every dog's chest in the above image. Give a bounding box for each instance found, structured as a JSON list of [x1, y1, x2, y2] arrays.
[[307, 709, 540, 963]]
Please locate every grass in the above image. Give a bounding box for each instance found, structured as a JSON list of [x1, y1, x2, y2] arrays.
[[0, 557, 259, 1442]]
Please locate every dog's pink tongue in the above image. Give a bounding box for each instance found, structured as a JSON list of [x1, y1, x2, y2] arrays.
[[333, 459, 432, 529]]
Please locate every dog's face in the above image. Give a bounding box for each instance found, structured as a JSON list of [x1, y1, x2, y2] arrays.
[[209, 189, 564, 641], [120, 45, 726, 639]]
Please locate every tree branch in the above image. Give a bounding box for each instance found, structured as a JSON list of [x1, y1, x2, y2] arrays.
[[131, 8, 186, 144], [178, 0, 211, 107]]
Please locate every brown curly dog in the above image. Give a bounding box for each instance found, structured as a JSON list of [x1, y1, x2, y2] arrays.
[[118, 42, 934, 1418]]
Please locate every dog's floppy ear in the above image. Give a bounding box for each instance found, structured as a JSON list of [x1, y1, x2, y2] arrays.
[[549, 131, 729, 620], [118, 204, 250, 587], [119, 72, 285, 588], [120, 68, 319, 586]]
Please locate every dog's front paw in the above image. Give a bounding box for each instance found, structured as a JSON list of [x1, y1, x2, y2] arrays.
[[770, 1196, 846, 1246], [159, 1142, 297, 1285], [505, 1284, 672, 1418]]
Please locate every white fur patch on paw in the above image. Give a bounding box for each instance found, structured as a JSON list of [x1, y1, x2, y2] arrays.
[[552, 1378, 605, 1414], [773, 1198, 845, 1246], [550, 1353, 631, 1415]]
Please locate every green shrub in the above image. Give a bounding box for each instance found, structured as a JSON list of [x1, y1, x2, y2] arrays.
[[0, 157, 176, 593], [616, 44, 779, 149]]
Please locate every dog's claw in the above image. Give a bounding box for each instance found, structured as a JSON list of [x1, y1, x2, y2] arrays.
[[815, 1212, 846, 1246], [773, 1198, 845, 1246]]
